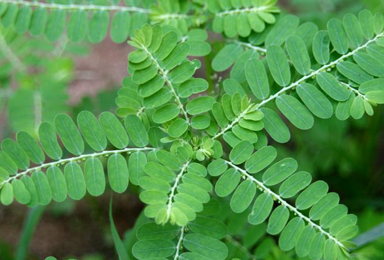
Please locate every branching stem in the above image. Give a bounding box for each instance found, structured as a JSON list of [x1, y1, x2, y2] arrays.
[[166, 161, 190, 221], [213, 32, 384, 139], [225, 160, 346, 249], [174, 227, 185, 260], [0, 147, 155, 186], [0, 0, 150, 13], [139, 43, 190, 123]]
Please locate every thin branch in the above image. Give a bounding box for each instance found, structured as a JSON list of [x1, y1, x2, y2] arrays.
[[225, 235, 254, 260], [174, 227, 185, 260], [230, 40, 267, 53], [139, 43, 190, 123], [166, 161, 190, 221], [0, 147, 155, 186], [216, 6, 269, 16], [0, 31, 27, 72], [225, 160, 346, 249], [0, 0, 150, 13], [213, 32, 384, 139]]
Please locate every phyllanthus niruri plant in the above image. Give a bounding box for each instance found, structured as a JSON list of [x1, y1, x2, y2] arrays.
[[1, 0, 384, 259]]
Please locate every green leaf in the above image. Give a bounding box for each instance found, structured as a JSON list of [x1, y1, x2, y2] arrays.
[[223, 78, 246, 96], [186, 96, 216, 115], [111, 11, 131, 43], [1, 4, 18, 28], [137, 222, 178, 240], [108, 154, 129, 194], [263, 158, 298, 186], [45, 9, 66, 41], [183, 234, 228, 260], [133, 240, 175, 259], [17, 132, 45, 165], [29, 7, 47, 36], [77, 111, 107, 152], [286, 36, 311, 75], [64, 162, 86, 201], [12, 179, 31, 205], [32, 170, 52, 205], [162, 42, 190, 70], [21, 176, 38, 207], [14, 5, 32, 34], [366, 91, 384, 104], [295, 181, 329, 210], [2, 138, 30, 170], [208, 159, 228, 177], [313, 30, 330, 65], [100, 112, 129, 149], [320, 204, 348, 228], [152, 103, 180, 123], [279, 217, 305, 251], [343, 14, 364, 49], [354, 52, 384, 77], [84, 157, 106, 197], [191, 115, 210, 130], [168, 118, 188, 138], [232, 50, 259, 84], [224, 15, 237, 38], [0, 151, 17, 175], [245, 59, 270, 100], [215, 168, 240, 197], [88, 11, 109, 43], [170, 60, 200, 84], [178, 78, 209, 98], [309, 192, 340, 221], [260, 108, 290, 143], [124, 115, 149, 147], [245, 146, 277, 174], [46, 166, 67, 203], [335, 94, 354, 120], [212, 44, 242, 72], [276, 95, 314, 130], [188, 217, 227, 239], [154, 31, 178, 60], [316, 72, 350, 101], [38, 122, 63, 160], [267, 205, 290, 235], [229, 141, 253, 164], [336, 61, 373, 84], [67, 10, 88, 42], [279, 171, 312, 198], [145, 162, 175, 183], [230, 180, 256, 213], [309, 233, 325, 260], [350, 96, 365, 119], [359, 10, 374, 40], [359, 78, 384, 94], [266, 45, 291, 86], [1, 182, 13, 205], [330, 214, 357, 236], [55, 114, 85, 156], [296, 225, 316, 257], [128, 152, 147, 186], [248, 193, 274, 225], [297, 83, 333, 119], [265, 15, 299, 46], [327, 18, 349, 54]]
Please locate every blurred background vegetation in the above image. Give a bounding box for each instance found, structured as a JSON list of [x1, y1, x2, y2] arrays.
[[0, 0, 384, 259]]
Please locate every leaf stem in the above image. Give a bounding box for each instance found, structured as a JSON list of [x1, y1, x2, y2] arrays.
[[138, 43, 190, 123], [225, 160, 346, 249], [214, 32, 384, 139], [0, 147, 155, 187], [0, 0, 150, 13], [216, 6, 270, 16], [174, 226, 185, 260], [166, 161, 190, 221], [0, 31, 27, 72]]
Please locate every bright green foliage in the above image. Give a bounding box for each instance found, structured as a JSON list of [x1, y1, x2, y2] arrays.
[[1, 3, 381, 259], [0, 112, 155, 206], [209, 0, 280, 38], [0, 0, 154, 43], [208, 144, 358, 260]]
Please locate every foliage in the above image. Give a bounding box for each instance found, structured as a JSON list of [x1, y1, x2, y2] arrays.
[[0, 0, 384, 259]]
